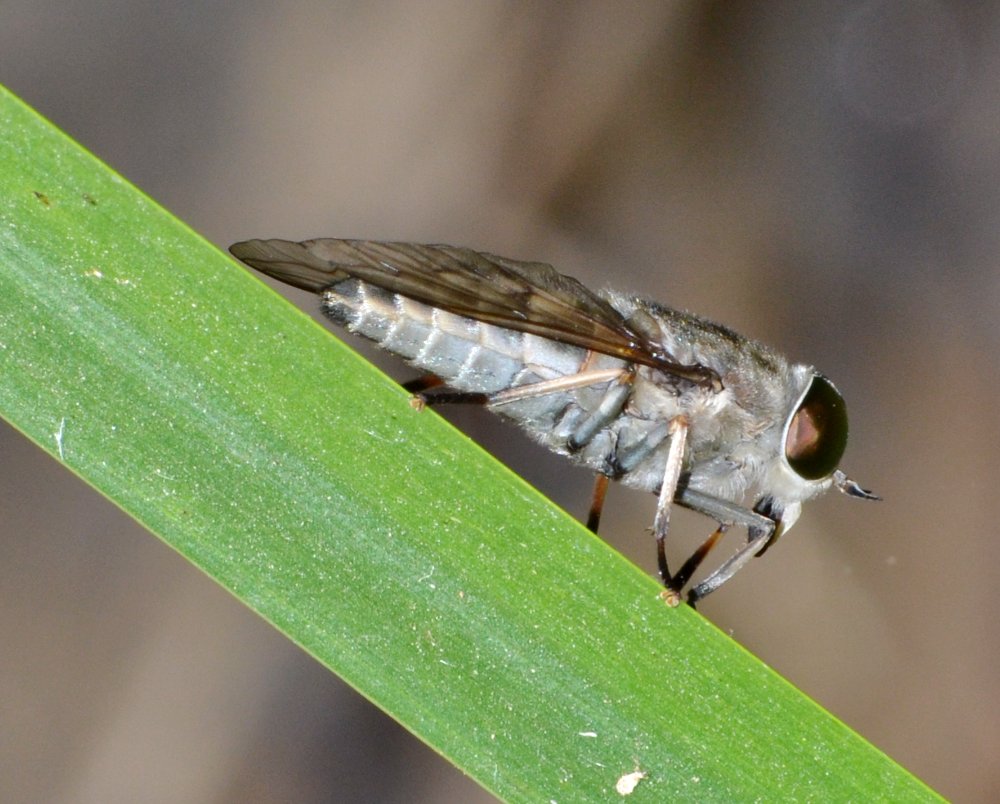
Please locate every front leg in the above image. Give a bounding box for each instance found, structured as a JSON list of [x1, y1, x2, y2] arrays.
[[674, 488, 778, 605], [686, 526, 772, 605]]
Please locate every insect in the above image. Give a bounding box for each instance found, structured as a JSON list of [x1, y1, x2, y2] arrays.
[[229, 238, 879, 605]]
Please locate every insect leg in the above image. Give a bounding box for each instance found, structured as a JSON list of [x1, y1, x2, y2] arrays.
[[670, 489, 780, 604], [676, 488, 776, 533], [652, 416, 689, 599], [686, 527, 772, 605], [486, 367, 627, 406], [409, 390, 490, 410], [586, 474, 610, 532], [411, 366, 628, 414], [404, 375, 491, 410], [402, 375, 445, 394], [404, 376, 480, 409], [667, 525, 728, 600]]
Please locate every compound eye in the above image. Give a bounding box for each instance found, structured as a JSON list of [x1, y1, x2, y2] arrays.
[[784, 374, 848, 480]]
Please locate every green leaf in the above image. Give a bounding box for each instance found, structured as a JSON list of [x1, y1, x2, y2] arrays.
[[0, 85, 939, 802]]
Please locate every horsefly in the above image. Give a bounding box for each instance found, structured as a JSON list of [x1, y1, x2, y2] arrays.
[[230, 238, 878, 605]]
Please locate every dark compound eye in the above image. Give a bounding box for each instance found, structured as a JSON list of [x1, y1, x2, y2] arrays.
[[784, 374, 848, 481]]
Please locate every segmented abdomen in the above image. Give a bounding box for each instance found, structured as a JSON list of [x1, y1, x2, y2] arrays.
[[322, 278, 670, 485], [322, 279, 592, 393]]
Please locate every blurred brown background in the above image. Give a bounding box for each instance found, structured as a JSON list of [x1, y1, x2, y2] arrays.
[[1, 2, 997, 801]]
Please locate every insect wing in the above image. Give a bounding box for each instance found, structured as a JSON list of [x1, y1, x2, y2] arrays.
[[229, 238, 715, 385]]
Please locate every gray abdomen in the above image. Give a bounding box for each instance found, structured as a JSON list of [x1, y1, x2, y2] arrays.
[[322, 279, 672, 484]]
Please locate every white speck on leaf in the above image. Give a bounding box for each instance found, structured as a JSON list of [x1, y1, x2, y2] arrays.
[[54, 418, 65, 460], [615, 770, 646, 796]]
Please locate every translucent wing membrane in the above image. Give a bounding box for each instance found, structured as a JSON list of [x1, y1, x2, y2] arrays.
[[229, 238, 718, 387]]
